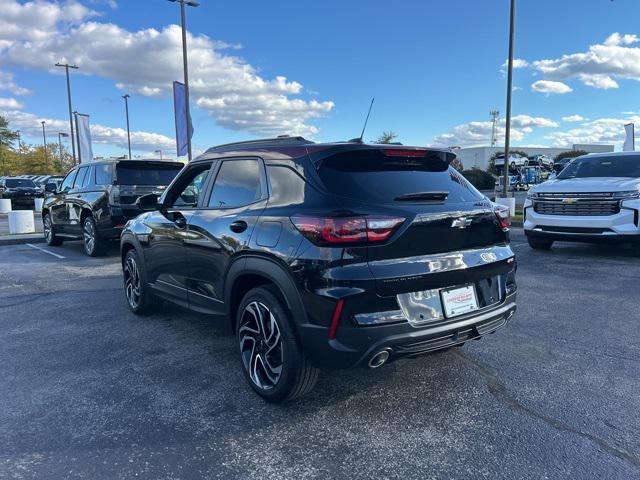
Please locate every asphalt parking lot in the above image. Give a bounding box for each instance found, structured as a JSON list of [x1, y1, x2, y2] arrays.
[[1, 230, 639, 480]]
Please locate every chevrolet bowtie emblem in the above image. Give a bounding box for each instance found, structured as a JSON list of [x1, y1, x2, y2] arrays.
[[562, 198, 577, 204], [451, 217, 473, 228]]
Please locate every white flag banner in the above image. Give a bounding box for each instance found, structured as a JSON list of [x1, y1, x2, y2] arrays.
[[75, 113, 94, 163], [623, 123, 635, 152]]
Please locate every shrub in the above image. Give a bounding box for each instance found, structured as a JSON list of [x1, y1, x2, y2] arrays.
[[462, 168, 496, 190]]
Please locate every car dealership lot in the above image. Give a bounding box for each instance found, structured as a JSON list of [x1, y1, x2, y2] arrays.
[[1, 231, 639, 479]]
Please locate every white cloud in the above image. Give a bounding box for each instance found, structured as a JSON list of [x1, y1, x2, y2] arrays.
[[431, 114, 558, 147], [531, 32, 640, 90], [501, 58, 529, 70], [546, 115, 640, 148], [0, 70, 31, 96], [1, 109, 175, 152], [531, 80, 573, 94], [0, 0, 334, 137], [0, 97, 23, 109], [561, 115, 585, 122]]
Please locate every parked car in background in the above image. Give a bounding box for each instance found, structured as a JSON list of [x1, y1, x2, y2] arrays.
[[42, 159, 184, 256], [524, 152, 640, 251], [0, 177, 42, 209], [495, 152, 528, 170], [120, 137, 517, 402], [553, 156, 576, 173], [528, 154, 553, 170]]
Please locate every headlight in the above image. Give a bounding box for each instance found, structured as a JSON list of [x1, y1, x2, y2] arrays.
[[526, 191, 539, 199], [613, 190, 640, 200]]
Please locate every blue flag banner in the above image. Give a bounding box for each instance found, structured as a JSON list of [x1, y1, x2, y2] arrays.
[[173, 81, 192, 157]]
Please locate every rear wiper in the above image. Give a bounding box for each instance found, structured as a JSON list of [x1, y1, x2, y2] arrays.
[[394, 191, 449, 202]]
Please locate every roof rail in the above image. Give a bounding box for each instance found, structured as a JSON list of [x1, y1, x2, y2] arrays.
[[206, 136, 314, 153]]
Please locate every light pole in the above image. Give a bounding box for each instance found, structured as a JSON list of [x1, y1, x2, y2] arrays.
[[55, 62, 79, 164], [502, 0, 516, 198], [169, 0, 199, 162], [58, 132, 69, 165], [154, 149, 163, 160], [41, 121, 48, 161], [122, 94, 132, 160]]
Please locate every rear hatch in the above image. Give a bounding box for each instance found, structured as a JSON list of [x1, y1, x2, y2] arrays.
[[317, 148, 510, 295], [113, 161, 183, 208]]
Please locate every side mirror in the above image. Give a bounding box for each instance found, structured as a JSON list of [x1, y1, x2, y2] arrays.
[[45, 183, 57, 193], [136, 193, 161, 211]]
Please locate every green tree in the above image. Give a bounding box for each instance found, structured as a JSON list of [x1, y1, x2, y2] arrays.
[[0, 116, 20, 176], [375, 131, 398, 144], [554, 150, 588, 162]]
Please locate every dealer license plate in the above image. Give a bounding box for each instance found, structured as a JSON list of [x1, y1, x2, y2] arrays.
[[441, 285, 479, 318]]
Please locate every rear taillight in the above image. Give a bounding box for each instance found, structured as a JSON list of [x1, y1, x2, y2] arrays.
[[494, 205, 511, 232], [291, 215, 405, 246]]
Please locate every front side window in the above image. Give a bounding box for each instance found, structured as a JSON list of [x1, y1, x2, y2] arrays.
[[60, 170, 77, 192], [167, 164, 212, 208], [208, 159, 262, 209]]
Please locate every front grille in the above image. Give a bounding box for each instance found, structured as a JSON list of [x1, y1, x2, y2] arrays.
[[534, 192, 620, 216]]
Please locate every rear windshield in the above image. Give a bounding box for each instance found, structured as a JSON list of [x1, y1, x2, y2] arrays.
[[115, 164, 182, 186], [558, 155, 640, 179], [6, 179, 36, 188], [318, 150, 483, 203]]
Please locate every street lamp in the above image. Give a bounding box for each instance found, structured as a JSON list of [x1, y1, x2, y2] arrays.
[[58, 132, 69, 164], [168, 0, 199, 162], [41, 121, 48, 161], [55, 62, 79, 164], [154, 149, 163, 160], [122, 94, 132, 160], [502, 0, 516, 198]]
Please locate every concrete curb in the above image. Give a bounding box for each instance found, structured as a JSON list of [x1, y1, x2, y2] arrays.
[[0, 234, 45, 246]]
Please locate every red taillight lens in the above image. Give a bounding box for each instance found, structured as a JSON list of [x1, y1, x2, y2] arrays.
[[494, 205, 511, 231], [291, 216, 404, 246]]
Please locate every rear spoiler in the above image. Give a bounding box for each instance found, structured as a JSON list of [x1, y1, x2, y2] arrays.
[[308, 144, 456, 170]]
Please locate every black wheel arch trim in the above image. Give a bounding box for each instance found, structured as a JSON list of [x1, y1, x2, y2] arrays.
[[224, 253, 309, 331], [120, 232, 146, 269]]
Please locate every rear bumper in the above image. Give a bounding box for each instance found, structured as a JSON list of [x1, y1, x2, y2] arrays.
[[299, 292, 516, 369]]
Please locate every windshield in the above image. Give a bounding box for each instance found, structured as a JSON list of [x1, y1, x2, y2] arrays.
[[5, 179, 36, 188], [115, 164, 182, 186], [558, 155, 640, 179]]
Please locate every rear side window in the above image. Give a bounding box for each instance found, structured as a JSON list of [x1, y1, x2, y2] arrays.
[[318, 150, 483, 203], [82, 166, 95, 188], [95, 164, 112, 185], [116, 163, 182, 186], [208, 159, 263, 208]]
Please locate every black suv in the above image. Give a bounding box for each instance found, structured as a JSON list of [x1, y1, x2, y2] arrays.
[[43, 159, 183, 256], [0, 177, 42, 208], [120, 138, 517, 402]]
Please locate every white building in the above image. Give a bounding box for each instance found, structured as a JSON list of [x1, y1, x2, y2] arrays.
[[454, 144, 614, 171]]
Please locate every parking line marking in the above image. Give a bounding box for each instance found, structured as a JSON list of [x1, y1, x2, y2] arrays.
[[26, 243, 66, 259]]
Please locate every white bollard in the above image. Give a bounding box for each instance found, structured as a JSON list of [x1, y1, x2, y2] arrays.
[[0, 198, 12, 214], [34, 198, 44, 211], [495, 196, 516, 217], [8, 210, 35, 234]]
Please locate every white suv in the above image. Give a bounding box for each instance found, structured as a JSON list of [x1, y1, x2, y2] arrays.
[[524, 152, 640, 252]]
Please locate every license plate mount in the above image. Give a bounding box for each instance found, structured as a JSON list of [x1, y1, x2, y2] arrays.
[[441, 285, 479, 318]]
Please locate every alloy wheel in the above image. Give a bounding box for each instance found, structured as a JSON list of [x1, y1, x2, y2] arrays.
[[124, 255, 141, 309], [238, 301, 283, 390], [83, 219, 95, 254], [44, 216, 52, 243]]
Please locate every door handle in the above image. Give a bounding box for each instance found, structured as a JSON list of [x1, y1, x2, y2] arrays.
[[229, 220, 248, 233]]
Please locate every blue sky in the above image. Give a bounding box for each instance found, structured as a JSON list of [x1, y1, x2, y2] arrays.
[[1, 0, 639, 159]]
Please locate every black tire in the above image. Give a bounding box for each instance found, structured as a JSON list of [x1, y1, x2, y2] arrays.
[[123, 249, 154, 315], [236, 286, 319, 402], [82, 216, 107, 257], [527, 236, 553, 250], [43, 213, 64, 246]]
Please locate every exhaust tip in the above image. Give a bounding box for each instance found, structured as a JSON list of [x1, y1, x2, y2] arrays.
[[368, 349, 391, 369]]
